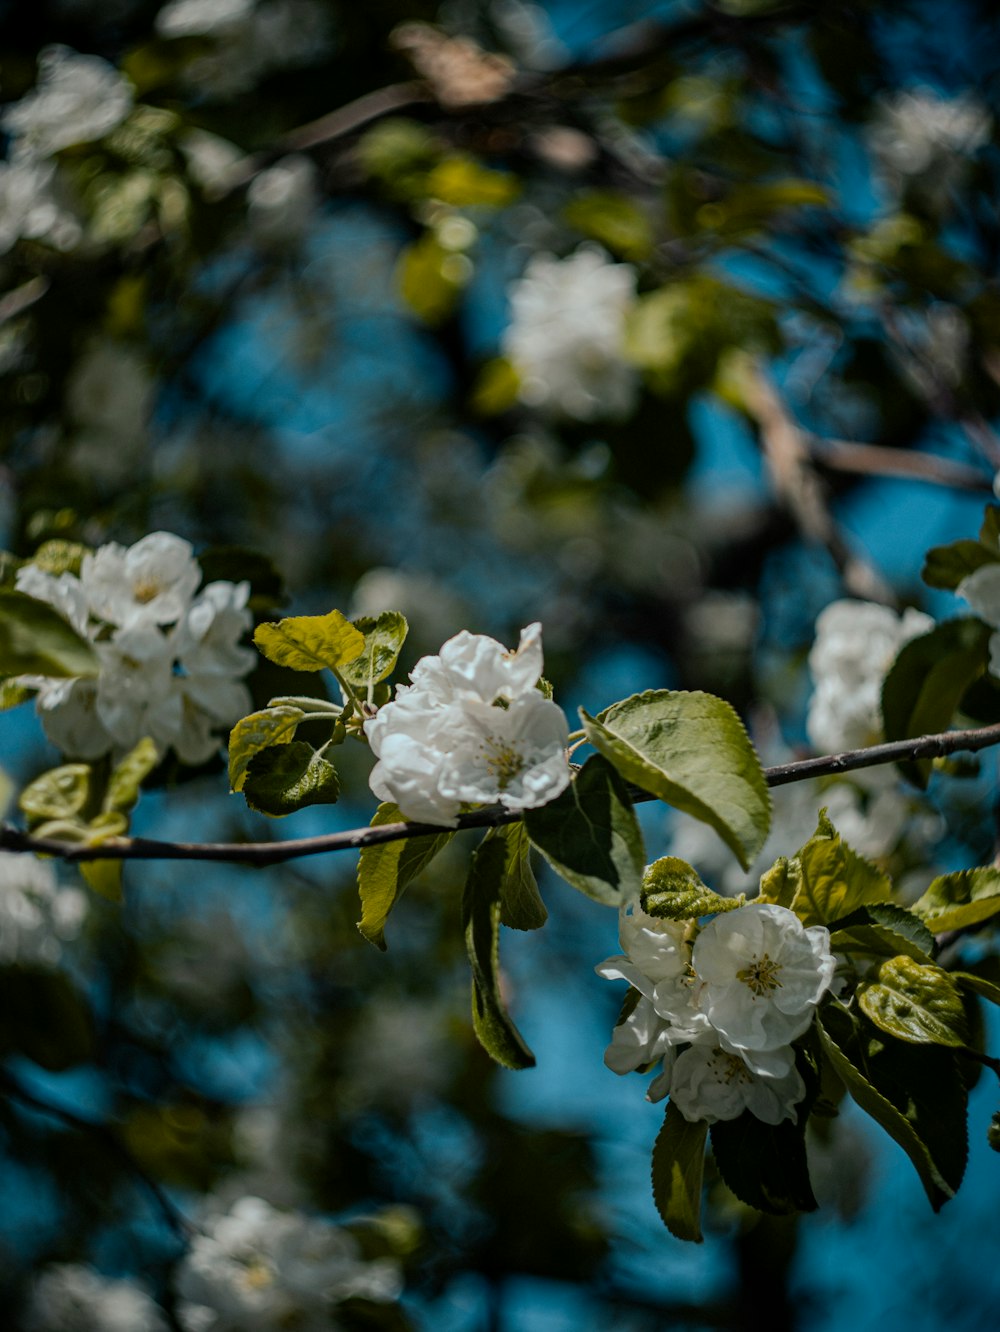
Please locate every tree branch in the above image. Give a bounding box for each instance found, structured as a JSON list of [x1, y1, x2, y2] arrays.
[[3, 721, 1000, 867]]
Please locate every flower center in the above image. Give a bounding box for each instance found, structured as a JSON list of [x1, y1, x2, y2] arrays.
[[133, 576, 161, 604], [714, 1050, 752, 1085], [241, 1258, 274, 1291], [736, 952, 783, 998], [483, 740, 525, 790]]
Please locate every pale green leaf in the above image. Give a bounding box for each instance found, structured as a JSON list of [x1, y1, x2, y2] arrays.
[[581, 690, 770, 871], [523, 754, 645, 905], [19, 764, 91, 823], [762, 811, 893, 927], [858, 956, 968, 1047], [911, 867, 1000, 934], [104, 737, 159, 814], [490, 821, 546, 931], [651, 1102, 707, 1242], [357, 803, 454, 950], [641, 856, 744, 920], [0, 590, 99, 679], [339, 612, 408, 692], [253, 611, 365, 675], [229, 705, 306, 792]]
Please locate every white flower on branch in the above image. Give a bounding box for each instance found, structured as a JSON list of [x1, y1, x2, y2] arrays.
[[502, 246, 639, 420], [365, 622, 571, 825], [668, 1042, 806, 1126], [25, 1264, 167, 1332], [2, 46, 133, 160], [175, 1195, 403, 1331], [806, 598, 932, 753], [14, 533, 252, 763]]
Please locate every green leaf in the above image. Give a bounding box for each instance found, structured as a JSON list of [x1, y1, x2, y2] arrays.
[[581, 690, 770, 872], [31, 540, 90, 577], [470, 356, 521, 415], [425, 154, 519, 208], [858, 956, 969, 1047], [881, 619, 991, 787], [830, 903, 936, 965], [954, 969, 1000, 1007], [491, 821, 547, 931], [922, 539, 998, 590], [0, 966, 94, 1070], [0, 589, 99, 679], [911, 867, 1000, 933], [79, 857, 123, 902], [523, 754, 645, 906], [339, 612, 408, 692], [397, 234, 468, 326], [0, 679, 32, 711], [463, 832, 535, 1070], [760, 811, 893, 927], [357, 803, 454, 950], [710, 1105, 817, 1216], [564, 191, 654, 261], [818, 1003, 966, 1210], [756, 855, 797, 908], [651, 1102, 707, 1242], [241, 743, 340, 817], [641, 856, 745, 919], [104, 736, 159, 815], [228, 705, 306, 792], [253, 610, 365, 675], [19, 764, 91, 823]]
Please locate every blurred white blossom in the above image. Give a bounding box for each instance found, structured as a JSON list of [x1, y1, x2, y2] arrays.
[[2, 46, 133, 160], [0, 160, 82, 253], [957, 563, 1000, 676], [0, 851, 87, 966], [502, 246, 639, 420], [365, 622, 571, 825], [669, 1042, 806, 1126], [869, 86, 991, 179], [15, 532, 254, 762], [247, 156, 318, 242], [24, 1264, 166, 1332], [175, 1195, 403, 1331], [806, 598, 932, 753]]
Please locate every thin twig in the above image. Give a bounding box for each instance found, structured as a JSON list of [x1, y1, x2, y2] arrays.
[[809, 438, 992, 493], [3, 721, 1000, 867]]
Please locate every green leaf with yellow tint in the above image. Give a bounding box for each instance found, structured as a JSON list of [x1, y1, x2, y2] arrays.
[[19, 764, 91, 824], [651, 1102, 707, 1242], [0, 589, 99, 679], [398, 234, 468, 326], [581, 690, 770, 871], [339, 612, 408, 692], [911, 867, 1000, 933], [758, 811, 892, 927], [357, 803, 454, 950], [641, 856, 744, 920], [105, 737, 159, 815], [858, 956, 968, 1047], [253, 611, 364, 674], [229, 705, 306, 792], [564, 191, 654, 260], [425, 155, 519, 207]]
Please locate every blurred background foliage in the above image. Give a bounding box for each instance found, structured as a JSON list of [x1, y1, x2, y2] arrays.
[[2, 0, 1000, 1328]]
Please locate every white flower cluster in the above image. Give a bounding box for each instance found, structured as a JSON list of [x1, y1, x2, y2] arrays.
[[175, 1195, 403, 1331], [869, 87, 991, 179], [15, 531, 254, 763], [806, 598, 932, 754], [155, 0, 333, 97], [0, 851, 87, 966], [365, 622, 571, 826], [24, 1263, 167, 1332], [958, 563, 1000, 676], [502, 246, 639, 420], [2, 46, 133, 161], [598, 900, 835, 1125]]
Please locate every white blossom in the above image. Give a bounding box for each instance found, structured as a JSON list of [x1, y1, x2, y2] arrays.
[[957, 563, 1000, 677], [0, 851, 87, 967], [806, 598, 933, 753], [502, 246, 639, 420], [869, 87, 991, 178], [669, 1042, 806, 1126], [175, 1195, 403, 1331], [247, 156, 318, 242], [690, 903, 836, 1057], [365, 623, 571, 826], [0, 160, 82, 254], [2, 46, 133, 160], [14, 532, 253, 763], [24, 1264, 167, 1332]]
